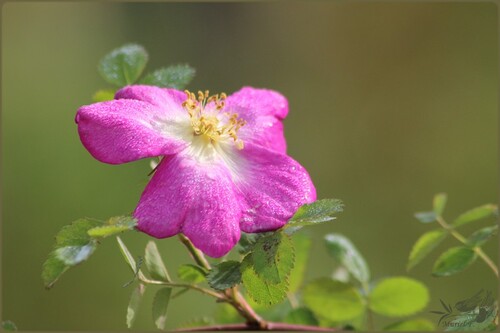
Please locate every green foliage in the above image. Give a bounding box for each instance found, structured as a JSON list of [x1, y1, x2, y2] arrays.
[[237, 232, 259, 255], [42, 218, 102, 288], [384, 318, 435, 331], [369, 277, 429, 317], [98, 44, 148, 86], [285, 199, 343, 232], [55, 218, 102, 246], [284, 307, 319, 326], [432, 246, 477, 277], [141, 64, 195, 89], [467, 225, 498, 247], [144, 241, 171, 282], [303, 278, 364, 322], [43, 216, 139, 289], [408, 229, 447, 270], [117, 236, 141, 275], [1, 320, 18, 331], [240, 254, 288, 306], [324, 233, 370, 285], [207, 261, 241, 291], [288, 233, 311, 293], [92, 89, 115, 102], [414, 211, 437, 223], [126, 283, 145, 328], [452, 204, 497, 227], [152, 287, 172, 330], [87, 216, 137, 238], [410, 194, 497, 282], [55, 244, 96, 265], [177, 264, 206, 283], [252, 233, 294, 284], [433, 193, 447, 216]]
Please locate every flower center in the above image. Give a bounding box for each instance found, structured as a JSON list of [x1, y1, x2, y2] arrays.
[[182, 90, 246, 150]]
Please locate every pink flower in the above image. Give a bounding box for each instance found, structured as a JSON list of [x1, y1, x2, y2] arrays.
[[76, 85, 316, 257]]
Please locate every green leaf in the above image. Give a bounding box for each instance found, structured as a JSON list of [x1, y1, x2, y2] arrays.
[[240, 255, 288, 306], [207, 261, 241, 291], [433, 193, 447, 216], [152, 287, 172, 330], [56, 219, 102, 246], [98, 44, 148, 86], [92, 89, 115, 102], [87, 216, 136, 238], [284, 307, 319, 326], [42, 218, 102, 288], [246, 296, 293, 322], [452, 204, 498, 227], [2, 320, 18, 331], [369, 277, 429, 317], [141, 64, 195, 89], [324, 233, 370, 285], [432, 246, 477, 277], [285, 199, 343, 230], [55, 243, 97, 265], [288, 233, 311, 293], [407, 229, 447, 270], [117, 236, 138, 274], [237, 232, 260, 255], [302, 278, 364, 321], [252, 233, 294, 284], [42, 254, 69, 289], [467, 225, 498, 247], [144, 241, 170, 282], [177, 264, 206, 283], [384, 318, 435, 331], [126, 283, 145, 329], [414, 211, 437, 223]]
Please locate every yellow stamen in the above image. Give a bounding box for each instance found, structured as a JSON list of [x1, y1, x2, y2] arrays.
[[183, 90, 246, 149]]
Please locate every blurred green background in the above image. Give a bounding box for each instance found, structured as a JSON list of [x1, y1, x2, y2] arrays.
[[2, 2, 498, 330]]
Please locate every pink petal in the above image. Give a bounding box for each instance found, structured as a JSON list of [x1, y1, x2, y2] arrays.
[[134, 153, 241, 258], [226, 86, 288, 119], [235, 143, 317, 233], [225, 87, 288, 153], [116, 85, 186, 113], [76, 98, 189, 164]]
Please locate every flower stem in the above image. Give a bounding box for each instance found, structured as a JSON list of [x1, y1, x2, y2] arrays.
[[177, 234, 267, 328], [227, 287, 267, 329], [436, 216, 499, 277], [178, 234, 212, 270]]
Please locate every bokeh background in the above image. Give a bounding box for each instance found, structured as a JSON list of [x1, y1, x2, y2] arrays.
[[2, 2, 498, 330]]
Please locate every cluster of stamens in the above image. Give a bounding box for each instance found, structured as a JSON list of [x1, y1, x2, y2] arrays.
[[182, 90, 246, 149]]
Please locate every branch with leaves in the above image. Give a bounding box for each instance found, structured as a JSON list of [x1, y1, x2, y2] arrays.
[[408, 193, 498, 277], [41, 200, 435, 331]]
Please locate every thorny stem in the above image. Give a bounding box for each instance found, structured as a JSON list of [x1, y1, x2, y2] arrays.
[[436, 216, 499, 278], [178, 234, 267, 329]]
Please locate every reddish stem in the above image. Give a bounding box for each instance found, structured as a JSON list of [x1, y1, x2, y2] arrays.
[[175, 322, 337, 331]]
